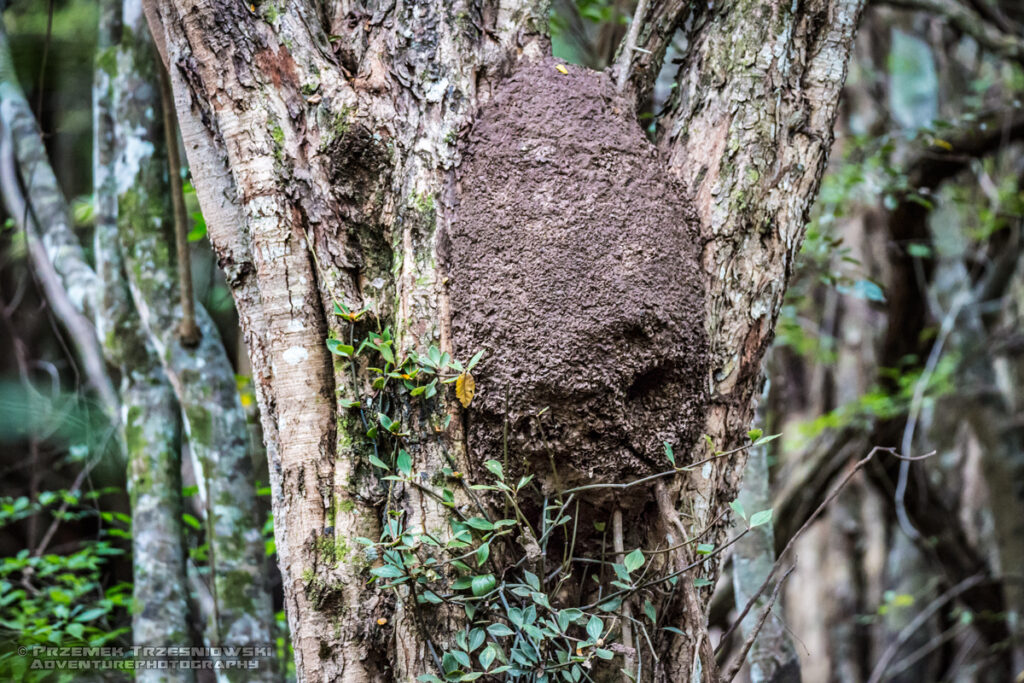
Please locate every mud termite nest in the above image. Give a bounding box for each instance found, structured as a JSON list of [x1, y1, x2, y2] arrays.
[[446, 57, 708, 487]]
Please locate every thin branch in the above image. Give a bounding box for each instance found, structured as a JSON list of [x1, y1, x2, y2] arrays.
[[716, 447, 935, 656], [612, 507, 636, 676], [0, 113, 120, 421], [158, 58, 200, 346], [720, 564, 796, 683], [885, 0, 1024, 65], [866, 574, 986, 683], [616, 0, 650, 92], [896, 296, 964, 539]]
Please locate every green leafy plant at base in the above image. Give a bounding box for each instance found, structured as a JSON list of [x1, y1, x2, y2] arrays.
[[323, 300, 776, 683], [0, 489, 132, 682]]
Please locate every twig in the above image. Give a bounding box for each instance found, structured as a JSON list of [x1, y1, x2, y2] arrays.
[[720, 564, 796, 683], [716, 446, 935, 655], [158, 59, 200, 346], [612, 507, 636, 678], [33, 452, 103, 557], [34, 0, 54, 120], [896, 297, 963, 539], [0, 126, 119, 421], [562, 444, 749, 496], [866, 574, 985, 683]]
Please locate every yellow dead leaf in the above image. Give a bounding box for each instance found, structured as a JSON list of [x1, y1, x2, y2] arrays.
[[932, 138, 953, 151], [555, 64, 569, 75], [455, 372, 476, 408]]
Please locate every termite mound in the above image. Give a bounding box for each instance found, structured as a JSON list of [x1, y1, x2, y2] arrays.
[[446, 57, 707, 485]]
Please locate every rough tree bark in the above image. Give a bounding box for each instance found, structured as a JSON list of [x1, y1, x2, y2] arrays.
[[143, 1, 864, 681]]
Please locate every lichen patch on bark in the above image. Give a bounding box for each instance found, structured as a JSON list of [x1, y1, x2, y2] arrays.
[[448, 57, 708, 482]]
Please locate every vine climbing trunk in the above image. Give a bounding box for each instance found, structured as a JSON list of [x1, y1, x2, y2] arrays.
[[143, 1, 864, 681]]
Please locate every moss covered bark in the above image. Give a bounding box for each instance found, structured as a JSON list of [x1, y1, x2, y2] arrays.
[[95, 2, 195, 679], [114, 2, 275, 679]]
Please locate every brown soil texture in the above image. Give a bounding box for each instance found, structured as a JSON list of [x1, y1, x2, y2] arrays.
[[446, 57, 707, 483]]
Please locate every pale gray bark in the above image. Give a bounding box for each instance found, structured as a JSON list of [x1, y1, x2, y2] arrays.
[[732, 446, 800, 683], [0, 5, 195, 673], [114, 3, 275, 677], [95, 1, 195, 676]]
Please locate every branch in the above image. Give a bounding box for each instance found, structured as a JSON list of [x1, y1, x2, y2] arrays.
[[866, 574, 987, 683], [618, 0, 693, 102], [157, 58, 200, 347], [0, 24, 120, 421], [615, 0, 650, 92], [716, 447, 933, 657], [720, 564, 796, 683], [885, 0, 1024, 65]]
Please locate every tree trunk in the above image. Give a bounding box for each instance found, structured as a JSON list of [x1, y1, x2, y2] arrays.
[[144, 1, 864, 680]]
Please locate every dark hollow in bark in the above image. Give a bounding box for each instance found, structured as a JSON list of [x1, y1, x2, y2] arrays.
[[447, 57, 708, 484]]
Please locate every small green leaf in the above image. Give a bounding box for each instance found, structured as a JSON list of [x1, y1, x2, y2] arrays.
[[371, 565, 404, 579], [624, 548, 645, 573], [729, 499, 746, 521], [483, 460, 504, 480], [747, 428, 763, 442], [696, 543, 714, 556], [368, 454, 390, 470], [663, 441, 675, 466], [749, 509, 773, 528], [397, 450, 412, 476], [586, 615, 603, 642], [693, 577, 713, 588], [465, 517, 495, 531], [475, 542, 491, 567], [753, 432, 781, 446], [479, 644, 497, 670], [471, 574, 496, 596], [467, 349, 485, 371], [643, 600, 656, 624], [486, 623, 514, 637], [326, 339, 354, 357]]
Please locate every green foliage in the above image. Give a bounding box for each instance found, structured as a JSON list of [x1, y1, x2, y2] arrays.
[[0, 490, 131, 681], [323, 302, 768, 682]]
